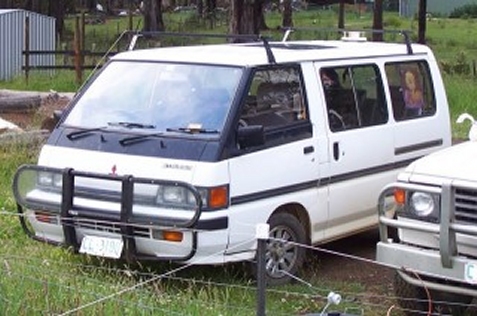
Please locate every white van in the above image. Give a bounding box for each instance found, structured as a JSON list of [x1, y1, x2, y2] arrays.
[[13, 31, 451, 284]]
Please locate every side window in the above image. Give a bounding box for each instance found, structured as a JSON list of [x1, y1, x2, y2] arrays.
[[385, 61, 436, 121], [321, 64, 387, 132], [240, 66, 307, 129]]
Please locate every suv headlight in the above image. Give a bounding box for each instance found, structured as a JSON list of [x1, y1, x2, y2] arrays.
[[410, 192, 435, 217], [394, 188, 440, 221]]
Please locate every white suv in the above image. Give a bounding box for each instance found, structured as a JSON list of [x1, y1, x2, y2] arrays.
[[13, 30, 451, 285], [376, 117, 477, 314]]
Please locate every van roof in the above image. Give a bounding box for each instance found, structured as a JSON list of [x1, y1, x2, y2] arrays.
[[112, 39, 432, 67]]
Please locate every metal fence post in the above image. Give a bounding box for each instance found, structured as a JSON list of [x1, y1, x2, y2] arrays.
[[256, 223, 269, 316]]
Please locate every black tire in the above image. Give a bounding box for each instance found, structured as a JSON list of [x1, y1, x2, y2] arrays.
[[394, 271, 471, 315], [262, 212, 307, 286]]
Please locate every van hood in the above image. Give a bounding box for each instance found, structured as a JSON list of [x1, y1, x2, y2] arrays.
[[37, 145, 227, 185], [406, 141, 477, 182]]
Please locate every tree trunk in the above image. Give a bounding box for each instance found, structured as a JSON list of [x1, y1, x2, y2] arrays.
[[204, 0, 216, 28], [229, 0, 263, 40], [338, 0, 345, 29], [86, 0, 95, 11], [282, 0, 293, 28], [372, 0, 383, 41], [257, 0, 267, 30], [143, 0, 164, 32], [418, 0, 427, 44], [197, 0, 203, 17], [54, 0, 66, 41]]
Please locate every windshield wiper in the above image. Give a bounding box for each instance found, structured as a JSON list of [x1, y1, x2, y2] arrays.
[[66, 126, 108, 140], [166, 127, 219, 134], [107, 122, 156, 129], [119, 132, 164, 146]]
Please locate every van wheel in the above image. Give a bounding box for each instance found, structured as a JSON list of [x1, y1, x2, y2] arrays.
[[263, 213, 307, 286], [394, 271, 471, 315]]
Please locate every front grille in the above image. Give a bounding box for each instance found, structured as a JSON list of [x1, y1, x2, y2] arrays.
[[73, 218, 151, 238], [454, 187, 477, 224]]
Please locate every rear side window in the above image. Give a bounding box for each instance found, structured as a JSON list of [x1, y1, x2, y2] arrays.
[[321, 64, 388, 132], [385, 61, 436, 121]]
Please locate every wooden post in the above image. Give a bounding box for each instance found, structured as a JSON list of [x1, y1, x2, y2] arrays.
[[24, 15, 30, 84], [74, 16, 83, 85], [81, 11, 86, 67]]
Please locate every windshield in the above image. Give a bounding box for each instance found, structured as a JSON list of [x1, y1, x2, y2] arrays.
[[64, 61, 243, 134]]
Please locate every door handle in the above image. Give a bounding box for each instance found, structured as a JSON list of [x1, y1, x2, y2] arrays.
[[303, 146, 314, 154], [333, 142, 340, 161]]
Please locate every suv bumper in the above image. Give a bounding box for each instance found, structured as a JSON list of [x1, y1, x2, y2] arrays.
[[377, 241, 477, 297]]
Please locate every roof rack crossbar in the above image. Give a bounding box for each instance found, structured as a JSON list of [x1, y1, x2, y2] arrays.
[[280, 27, 414, 55], [124, 30, 276, 64]]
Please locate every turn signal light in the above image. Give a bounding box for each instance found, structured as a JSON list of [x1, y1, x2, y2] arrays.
[[394, 188, 406, 205], [163, 231, 183, 242]]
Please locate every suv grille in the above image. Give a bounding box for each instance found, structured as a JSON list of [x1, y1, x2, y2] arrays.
[[454, 187, 477, 224]]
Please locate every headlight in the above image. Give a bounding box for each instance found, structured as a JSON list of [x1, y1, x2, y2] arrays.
[[154, 185, 228, 210], [37, 171, 63, 188], [156, 186, 196, 207], [410, 192, 436, 217]]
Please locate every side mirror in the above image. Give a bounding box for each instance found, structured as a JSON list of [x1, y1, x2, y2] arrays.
[[237, 125, 265, 149]]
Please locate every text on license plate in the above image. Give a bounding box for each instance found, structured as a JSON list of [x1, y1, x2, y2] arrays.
[[79, 235, 124, 259], [465, 262, 477, 284]]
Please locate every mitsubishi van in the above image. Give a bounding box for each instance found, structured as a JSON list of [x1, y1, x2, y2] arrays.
[[13, 30, 451, 284]]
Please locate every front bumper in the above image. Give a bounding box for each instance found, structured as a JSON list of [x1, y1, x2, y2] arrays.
[[14, 164, 227, 263], [377, 241, 477, 297]]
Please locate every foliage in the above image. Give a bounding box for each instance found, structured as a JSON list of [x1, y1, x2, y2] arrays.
[[449, 4, 477, 19]]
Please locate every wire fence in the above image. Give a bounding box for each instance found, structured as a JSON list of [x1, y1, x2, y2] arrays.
[[1, 208, 477, 315]]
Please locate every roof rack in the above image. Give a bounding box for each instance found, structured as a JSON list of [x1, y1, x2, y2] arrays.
[[281, 27, 414, 55], [123, 31, 276, 64]]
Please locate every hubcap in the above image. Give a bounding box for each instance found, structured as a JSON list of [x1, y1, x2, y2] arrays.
[[266, 225, 298, 278]]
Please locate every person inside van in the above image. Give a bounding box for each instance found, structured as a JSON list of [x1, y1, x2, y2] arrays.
[[321, 68, 340, 90], [321, 68, 347, 131]]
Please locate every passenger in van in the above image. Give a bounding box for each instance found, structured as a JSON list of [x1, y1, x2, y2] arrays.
[[321, 68, 340, 90], [321, 68, 347, 131], [402, 68, 424, 117]]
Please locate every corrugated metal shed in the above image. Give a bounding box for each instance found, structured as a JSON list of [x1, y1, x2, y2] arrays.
[[400, 0, 477, 17], [0, 9, 55, 81]]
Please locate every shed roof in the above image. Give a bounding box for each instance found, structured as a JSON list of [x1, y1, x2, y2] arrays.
[[0, 8, 55, 20], [0, 9, 22, 14]]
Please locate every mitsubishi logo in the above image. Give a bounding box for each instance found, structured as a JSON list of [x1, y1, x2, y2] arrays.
[[110, 164, 117, 175]]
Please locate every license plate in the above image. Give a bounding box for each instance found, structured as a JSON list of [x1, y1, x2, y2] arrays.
[[79, 235, 124, 259], [464, 262, 477, 284]]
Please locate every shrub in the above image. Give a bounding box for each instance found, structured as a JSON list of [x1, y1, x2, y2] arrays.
[[449, 4, 477, 18], [384, 15, 402, 28]]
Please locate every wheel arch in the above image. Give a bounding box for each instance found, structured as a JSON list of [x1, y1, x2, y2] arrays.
[[270, 202, 311, 245]]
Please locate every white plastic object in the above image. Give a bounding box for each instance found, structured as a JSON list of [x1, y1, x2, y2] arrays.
[[456, 113, 477, 142], [256, 223, 270, 240]]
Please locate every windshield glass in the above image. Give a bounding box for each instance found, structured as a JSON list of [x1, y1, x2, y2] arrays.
[[64, 61, 243, 134]]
